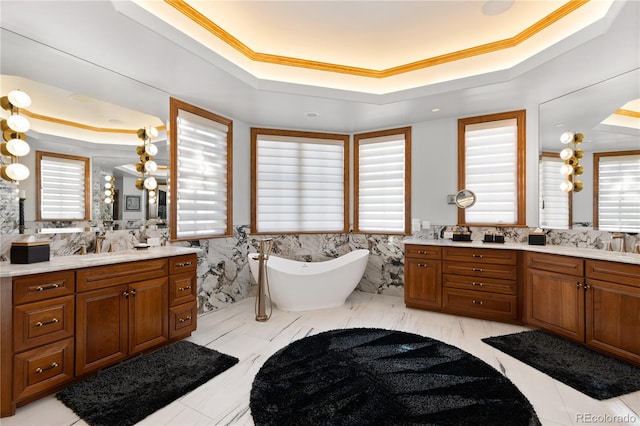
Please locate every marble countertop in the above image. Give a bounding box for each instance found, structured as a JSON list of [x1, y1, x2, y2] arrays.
[[403, 238, 640, 266], [0, 246, 202, 278]]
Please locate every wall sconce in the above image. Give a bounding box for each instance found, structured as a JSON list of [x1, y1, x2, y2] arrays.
[[559, 131, 584, 193], [1, 90, 31, 182], [135, 127, 158, 202], [104, 175, 115, 204]]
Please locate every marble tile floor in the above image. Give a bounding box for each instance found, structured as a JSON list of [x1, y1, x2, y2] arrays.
[[5, 291, 640, 426]]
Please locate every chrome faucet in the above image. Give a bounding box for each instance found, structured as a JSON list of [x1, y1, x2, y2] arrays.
[[95, 235, 106, 254], [612, 233, 626, 253]]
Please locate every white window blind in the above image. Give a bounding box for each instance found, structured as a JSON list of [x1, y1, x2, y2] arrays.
[[175, 109, 229, 239], [357, 135, 406, 233], [255, 134, 346, 233], [539, 156, 569, 228], [464, 119, 517, 224], [39, 154, 88, 220], [598, 154, 640, 232]]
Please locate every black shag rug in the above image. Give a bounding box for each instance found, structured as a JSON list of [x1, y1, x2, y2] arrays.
[[56, 340, 238, 426], [250, 328, 540, 425], [482, 330, 640, 400]]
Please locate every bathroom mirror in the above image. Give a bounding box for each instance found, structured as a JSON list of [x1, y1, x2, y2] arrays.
[[454, 189, 477, 209], [538, 68, 640, 230], [0, 29, 170, 233]]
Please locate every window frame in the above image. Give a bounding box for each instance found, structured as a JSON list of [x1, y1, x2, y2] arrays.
[[593, 149, 640, 231], [539, 151, 572, 229], [353, 126, 411, 235], [36, 150, 90, 221], [251, 127, 349, 235], [457, 109, 526, 226], [169, 97, 233, 241]]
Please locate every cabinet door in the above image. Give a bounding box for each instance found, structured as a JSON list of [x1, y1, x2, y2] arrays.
[[526, 268, 585, 342], [128, 277, 168, 354], [586, 278, 640, 364], [404, 258, 442, 309], [76, 285, 128, 375]]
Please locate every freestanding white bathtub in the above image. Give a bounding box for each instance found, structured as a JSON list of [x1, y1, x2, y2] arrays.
[[248, 249, 369, 311]]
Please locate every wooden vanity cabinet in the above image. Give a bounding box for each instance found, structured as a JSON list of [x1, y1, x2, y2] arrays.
[[525, 253, 640, 365], [585, 260, 640, 365], [442, 247, 519, 322], [404, 245, 442, 310], [75, 258, 169, 376], [169, 254, 198, 338], [10, 271, 75, 405], [525, 252, 585, 341]]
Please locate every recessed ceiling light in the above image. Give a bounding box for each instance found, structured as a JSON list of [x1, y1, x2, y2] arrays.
[[554, 123, 565, 128], [305, 112, 319, 118], [482, 0, 514, 16], [431, 108, 440, 112]]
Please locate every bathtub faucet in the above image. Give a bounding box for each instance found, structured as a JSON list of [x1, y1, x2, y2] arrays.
[[255, 238, 274, 322]]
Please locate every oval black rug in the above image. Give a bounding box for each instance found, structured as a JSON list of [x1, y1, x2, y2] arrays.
[[250, 328, 540, 426]]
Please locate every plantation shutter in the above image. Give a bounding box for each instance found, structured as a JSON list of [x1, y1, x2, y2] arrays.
[[255, 134, 345, 232], [175, 109, 229, 238], [539, 156, 569, 228], [464, 119, 517, 224], [356, 135, 407, 233], [39, 153, 88, 220], [598, 154, 640, 231]]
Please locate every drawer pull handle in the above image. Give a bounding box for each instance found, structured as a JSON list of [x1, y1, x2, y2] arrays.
[[36, 283, 61, 292], [472, 282, 484, 287], [35, 362, 59, 374], [576, 282, 581, 289], [472, 268, 483, 272], [472, 254, 484, 258], [178, 316, 192, 323], [123, 291, 129, 298], [176, 261, 193, 267], [35, 318, 59, 327], [417, 263, 427, 268], [178, 285, 192, 291], [417, 251, 429, 255], [472, 300, 484, 305]]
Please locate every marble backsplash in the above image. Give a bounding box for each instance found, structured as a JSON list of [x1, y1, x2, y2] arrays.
[[1, 224, 638, 316]]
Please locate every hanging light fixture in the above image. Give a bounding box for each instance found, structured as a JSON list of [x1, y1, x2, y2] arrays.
[[1, 90, 32, 183], [135, 126, 158, 204], [559, 131, 584, 193]]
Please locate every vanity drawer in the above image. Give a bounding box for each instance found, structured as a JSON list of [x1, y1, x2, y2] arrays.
[[443, 288, 517, 321], [13, 337, 74, 401], [443, 247, 517, 265], [13, 296, 75, 352], [586, 260, 640, 288], [77, 258, 168, 291], [169, 302, 197, 338], [13, 271, 74, 305], [526, 252, 583, 276], [442, 262, 517, 280], [404, 245, 442, 260], [170, 254, 197, 275], [169, 272, 197, 307], [443, 274, 516, 295]]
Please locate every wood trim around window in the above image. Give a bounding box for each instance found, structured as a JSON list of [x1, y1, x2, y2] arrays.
[[169, 97, 233, 241], [457, 109, 526, 226], [540, 151, 573, 228], [353, 126, 412, 235], [35, 150, 90, 221], [250, 127, 349, 234], [593, 149, 640, 230]]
